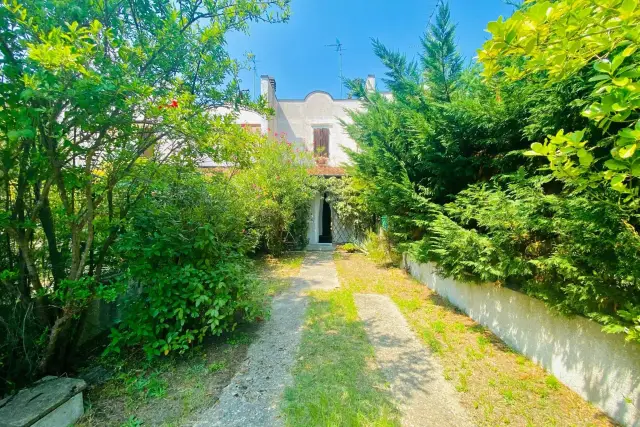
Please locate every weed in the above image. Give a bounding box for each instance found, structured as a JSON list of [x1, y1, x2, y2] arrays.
[[227, 332, 252, 346], [545, 375, 561, 390], [501, 389, 515, 403], [125, 372, 168, 399], [443, 367, 453, 381], [397, 298, 422, 312], [208, 362, 226, 373], [341, 243, 359, 253], [476, 335, 490, 347], [452, 322, 466, 332], [186, 363, 207, 377], [465, 345, 484, 361], [432, 320, 446, 334], [456, 372, 469, 392], [421, 329, 443, 354], [120, 416, 143, 427]]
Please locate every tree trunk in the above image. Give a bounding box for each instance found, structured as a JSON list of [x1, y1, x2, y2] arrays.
[[37, 194, 65, 288], [38, 308, 75, 374]]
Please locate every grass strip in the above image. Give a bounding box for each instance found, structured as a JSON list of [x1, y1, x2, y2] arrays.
[[283, 288, 400, 427]]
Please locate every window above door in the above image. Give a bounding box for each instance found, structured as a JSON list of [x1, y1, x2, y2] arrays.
[[313, 127, 330, 158]]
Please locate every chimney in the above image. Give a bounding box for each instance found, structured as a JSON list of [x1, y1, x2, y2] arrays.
[[260, 75, 277, 109], [365, 74, 376, 93], [260, 75, 272, 97]]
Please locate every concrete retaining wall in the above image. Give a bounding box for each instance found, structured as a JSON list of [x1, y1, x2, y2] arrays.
[[403, 255, 640, 427]]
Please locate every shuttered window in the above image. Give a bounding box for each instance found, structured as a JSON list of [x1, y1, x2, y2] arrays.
[[313, 128, 330, 157]]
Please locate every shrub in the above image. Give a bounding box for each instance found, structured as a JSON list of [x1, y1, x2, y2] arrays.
[[340, 243, 359, 253], [107, 168, 267, 358], [234, 134, 313, 255], [412, 175, 640, 342], [362, 231, 400, 266]]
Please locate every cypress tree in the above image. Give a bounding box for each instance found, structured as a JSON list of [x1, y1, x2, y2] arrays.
[[421, 1, 463, 102]]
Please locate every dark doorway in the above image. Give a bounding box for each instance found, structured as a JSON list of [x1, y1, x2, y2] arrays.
[[319, 193, 332, 243]]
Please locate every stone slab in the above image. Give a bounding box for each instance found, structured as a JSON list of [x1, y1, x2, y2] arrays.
[[0, 376, 86, 427]]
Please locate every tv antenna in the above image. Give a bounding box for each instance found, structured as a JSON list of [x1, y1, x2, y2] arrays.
[[248, 53, 259, 100], [325, 38, 346, 98]]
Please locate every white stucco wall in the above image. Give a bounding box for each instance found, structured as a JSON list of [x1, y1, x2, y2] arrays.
[[403, 255, 640, 427], [276, 92, 363, 167]]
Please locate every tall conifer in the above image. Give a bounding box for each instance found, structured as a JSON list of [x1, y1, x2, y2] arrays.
[[421, 1, 463, 102]]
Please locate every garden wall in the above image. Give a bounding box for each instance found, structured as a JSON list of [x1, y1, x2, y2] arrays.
[[403, 255, 640, 427]]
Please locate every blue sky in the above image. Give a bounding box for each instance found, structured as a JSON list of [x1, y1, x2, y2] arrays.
[[226, 0, 517, 100]]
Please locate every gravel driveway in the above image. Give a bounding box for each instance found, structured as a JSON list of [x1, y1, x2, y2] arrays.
[[194, 251, 339, 427]]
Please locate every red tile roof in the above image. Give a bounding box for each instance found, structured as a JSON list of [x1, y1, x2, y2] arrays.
[[201, 165, 346, 177], [308, 166, 346, 176]]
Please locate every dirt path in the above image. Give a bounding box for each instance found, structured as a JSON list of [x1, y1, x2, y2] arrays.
[[194, 252, 339, 427], [354, 293, 473, 427]]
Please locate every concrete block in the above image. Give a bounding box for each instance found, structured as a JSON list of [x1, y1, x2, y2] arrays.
[[0, 376, 86, 427]]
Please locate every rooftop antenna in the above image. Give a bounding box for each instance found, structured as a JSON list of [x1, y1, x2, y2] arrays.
[[248, 53, 259, 101], [325, 38, 346, 98]]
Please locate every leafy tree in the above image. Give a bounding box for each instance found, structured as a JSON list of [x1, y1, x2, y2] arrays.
[[0, 0, 289, 374], [421, 1, 463, 102], [480, 0, 640, 202]]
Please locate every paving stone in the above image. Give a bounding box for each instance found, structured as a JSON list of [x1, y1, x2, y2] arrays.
[[355, 293, 473, 427]]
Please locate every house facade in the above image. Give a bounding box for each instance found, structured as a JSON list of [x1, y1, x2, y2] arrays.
[[263, 75, 379, 248], [203, 74, 377, 248]]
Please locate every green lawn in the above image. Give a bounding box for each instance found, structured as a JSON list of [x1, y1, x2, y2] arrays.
[[282, 288, 400, 426], [333, 252, 615, 427]]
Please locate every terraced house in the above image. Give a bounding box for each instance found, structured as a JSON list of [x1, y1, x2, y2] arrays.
[[202, 74, 380, 249]]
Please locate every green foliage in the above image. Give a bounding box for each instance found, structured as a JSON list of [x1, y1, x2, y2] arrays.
[[347, 1, 640, 343], [313, 176, 376, 239], [362, 231, 399, 266], [106, 168, 267, 358], [340, 243, 359, 253], [421, 1, 463, 102], [415, 175, 640, 336], [481, 0, 640, 202], [233, 133, 314, 255], [0, 0, 290, 385]]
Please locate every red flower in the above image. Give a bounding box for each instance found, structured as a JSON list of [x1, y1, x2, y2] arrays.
[[169, 99, 178, 108]]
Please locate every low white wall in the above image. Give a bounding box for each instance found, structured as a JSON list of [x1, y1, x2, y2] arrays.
[[403, 255, 640, 427]]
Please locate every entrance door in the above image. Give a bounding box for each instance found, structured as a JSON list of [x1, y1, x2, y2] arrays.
[[319, 193, 332, 243]]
